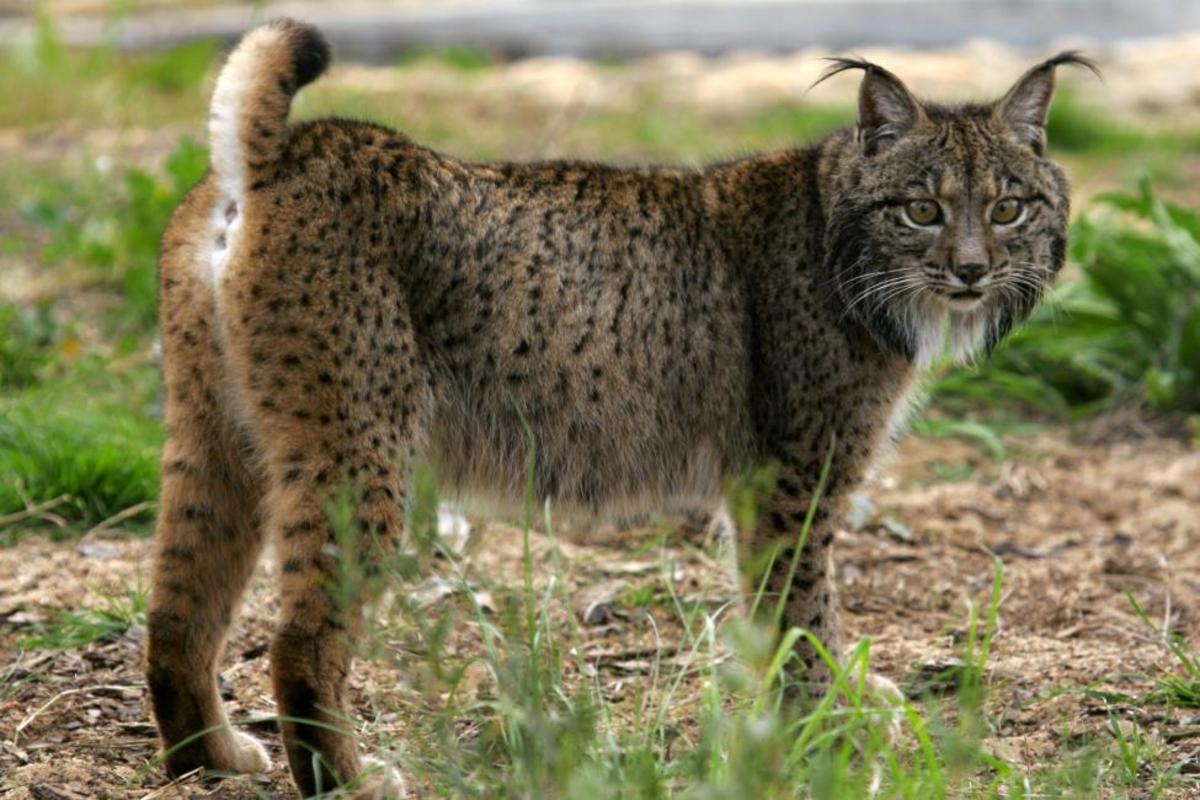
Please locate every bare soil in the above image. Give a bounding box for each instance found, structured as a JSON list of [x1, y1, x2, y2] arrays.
[[2, 427, 1198, 798]]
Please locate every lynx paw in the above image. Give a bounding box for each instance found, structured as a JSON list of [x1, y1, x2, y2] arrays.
[[850, 672, 905, 747], [349, 757, 406, 799], [218, 730, 271, 774], [859, 672, 904, 706]]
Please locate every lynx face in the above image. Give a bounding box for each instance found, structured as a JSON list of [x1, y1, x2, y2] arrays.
[[822, 56, 1088, 365]]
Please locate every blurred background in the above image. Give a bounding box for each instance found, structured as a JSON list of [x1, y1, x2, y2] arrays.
[[5, 0, 1200, 56], [2, 3, 1200, 798], [3, 0, 1198, 484]]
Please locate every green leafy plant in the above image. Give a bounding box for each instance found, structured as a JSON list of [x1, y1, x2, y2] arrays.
[[1081, 183, 1200, 412]]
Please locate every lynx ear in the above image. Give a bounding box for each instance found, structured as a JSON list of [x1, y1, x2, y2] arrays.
[[995, 51, 1100, 155], [819, 58, 925, 156]]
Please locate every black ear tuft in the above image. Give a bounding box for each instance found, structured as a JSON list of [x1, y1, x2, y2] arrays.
[[813, 56, 887, 88], [1041, 50, 1103, 79], [995, 51, 1100, 155], [815, 57, 925, 156]]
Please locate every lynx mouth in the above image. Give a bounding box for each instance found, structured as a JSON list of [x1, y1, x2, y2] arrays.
[[944, 288, 985, 310]]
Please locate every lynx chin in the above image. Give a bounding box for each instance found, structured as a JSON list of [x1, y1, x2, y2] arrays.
[[146, 18, 1091, 798]]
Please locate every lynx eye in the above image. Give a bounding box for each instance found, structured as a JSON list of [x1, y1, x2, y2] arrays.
[[991, 197, 1023, 225], [904, 199, 942, 226]]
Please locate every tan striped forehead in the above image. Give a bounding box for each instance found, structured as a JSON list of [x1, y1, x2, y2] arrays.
[[917, 118, 1013, 204]]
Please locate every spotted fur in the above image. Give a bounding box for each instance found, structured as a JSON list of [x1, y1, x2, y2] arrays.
[[147, 19, 1084, 797]]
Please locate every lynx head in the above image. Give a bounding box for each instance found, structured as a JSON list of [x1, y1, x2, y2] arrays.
[[821, 53, 1098, 366]]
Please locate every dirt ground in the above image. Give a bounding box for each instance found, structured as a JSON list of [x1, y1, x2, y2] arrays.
[[2, 425, 1198, 798]]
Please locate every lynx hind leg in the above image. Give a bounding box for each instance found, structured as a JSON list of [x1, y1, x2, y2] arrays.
[[218, 253, 424, 798], [262, 448, 409, 798], [146, 193, 270, 777]]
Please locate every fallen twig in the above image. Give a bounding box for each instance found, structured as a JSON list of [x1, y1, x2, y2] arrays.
[[0, 494, 70, 529], [84, 501, 157, 537], [13, 684, 141, 744], [136, 767, 203, 799]]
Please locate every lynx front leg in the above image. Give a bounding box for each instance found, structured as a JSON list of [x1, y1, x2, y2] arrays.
[[740, 462, 844, 696], [741, 455, 906, 712]]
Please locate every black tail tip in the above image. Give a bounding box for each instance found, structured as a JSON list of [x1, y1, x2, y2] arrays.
[[268, 18, 331, 88]]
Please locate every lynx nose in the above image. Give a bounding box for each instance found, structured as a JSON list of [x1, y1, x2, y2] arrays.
[[953, 262, 988, 286]]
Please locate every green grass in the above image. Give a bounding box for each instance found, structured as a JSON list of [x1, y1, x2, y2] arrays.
[[910, 418, 1010, 461], [1127, 593, 1200, 710], [18, 578, 148, 650], [0, 12, 214, 128], [0, 390, 162, 535], [1045, 92, 1150, 155]]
